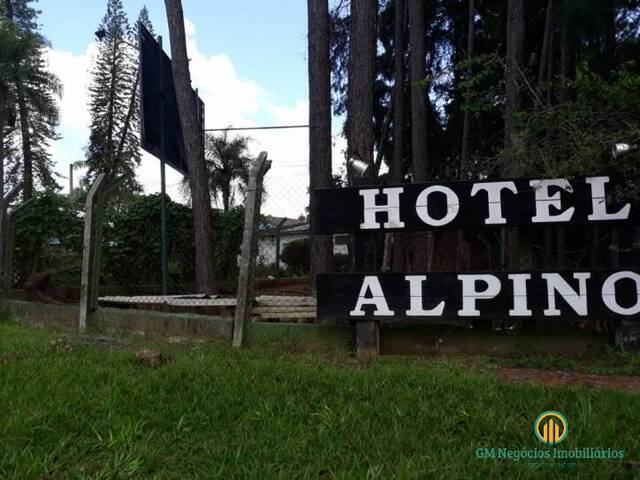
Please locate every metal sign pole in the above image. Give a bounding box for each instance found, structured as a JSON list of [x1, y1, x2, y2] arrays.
[[157, 35, 168, 295]]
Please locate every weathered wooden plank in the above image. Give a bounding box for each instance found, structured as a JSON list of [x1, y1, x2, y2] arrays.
[[253, 312, 316, 319], [98, 296, 233, 307], [255, 295, 316, 305], [253, 306, 316, 313], [356, 319, 379, 357], [79, 174, 107, 331], [233, 152, 271, 347]]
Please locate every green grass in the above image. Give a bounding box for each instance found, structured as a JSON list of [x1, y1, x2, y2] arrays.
[[1, 321, 639, 479]]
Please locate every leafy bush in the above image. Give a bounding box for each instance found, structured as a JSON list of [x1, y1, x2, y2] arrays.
[[213, 206, 245, 281], [496, 64, 640, 197], [101, 194, 196, 287], [281, 238, 310, 275], [11, 192, 247, 290], [100, 196, 246, 287], [13, 191, 83, 286]]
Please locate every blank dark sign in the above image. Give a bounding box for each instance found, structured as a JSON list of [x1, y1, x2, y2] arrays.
[[139, 23, 204, 176], [311, 176, 638, 234], [316, 270, 640, 322]]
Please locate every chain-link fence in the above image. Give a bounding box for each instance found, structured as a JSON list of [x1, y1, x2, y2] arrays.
[[3, 174, 638, 328], [250, 163, 317, 322], [4, 191, 84, 304]]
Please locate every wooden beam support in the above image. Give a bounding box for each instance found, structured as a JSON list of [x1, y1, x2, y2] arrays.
[[233, 152, 271, 347], [79, 174, 108, 331]]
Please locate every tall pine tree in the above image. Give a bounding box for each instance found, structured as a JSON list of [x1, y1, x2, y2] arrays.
[[85, 0, 141, 192], [138, 5, 154, 36], [1, 0, 61, 199], [111, 7, 155, 181]]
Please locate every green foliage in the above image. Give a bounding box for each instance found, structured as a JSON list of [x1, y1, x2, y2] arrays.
[[456, 53, 505, 115], [10, 192, 247, 289], [100, 196, 246, 287], [281, 238, 311, 274], [1, 0, 62, 193], [213, 206, 245, 281], [0, 20, 30, 76], [203, 131, 254, 211], [498, 64, 640, 196], [85, 0, 141, 193], [101, 194, 195, 287], [13, 191, 83, 285]]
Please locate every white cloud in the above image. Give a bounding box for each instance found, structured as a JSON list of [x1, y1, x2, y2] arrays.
[[44, 17, 346, 218], [44, 43, 96, 186]]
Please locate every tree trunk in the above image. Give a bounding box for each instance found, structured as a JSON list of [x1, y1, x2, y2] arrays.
[[7, 0, 33, 200], [460, 0, 475, 171], [114, 68, 140, 164], [504, 0, 524, 270], [308, 0, 333, 294], [372, 96, 393, 177], [545, 25, 554, 104], [408, 0, 430, 271], [559, 18, 572, 103], [391, 0, 405, 185], [164, 0, 216, 293], [0, 83, 6, 196], [222, 185, 230, 212], [347, 0, 378, 355], [504, 0, 524, 161], [105, 37, 118, 167], [408, 0, 428, 182], [457, 0, 475, 271], [391, 0, 406, 272], [603, 0, 616, 78], [347, 0, 376, 169], [537, 0, 554, 89], [16, 81, 32, 200], [2, 2, 10, 197]]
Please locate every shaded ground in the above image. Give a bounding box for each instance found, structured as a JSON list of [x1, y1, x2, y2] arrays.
[[255, 276, 311, 296], [499, 367, 640, 393]]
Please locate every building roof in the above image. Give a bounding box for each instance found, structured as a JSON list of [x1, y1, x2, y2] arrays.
[[259, 215, 309, 235]]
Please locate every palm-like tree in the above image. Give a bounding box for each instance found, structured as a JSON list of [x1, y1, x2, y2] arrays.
[[0, 20, 31, 194], [204, 130, 253, 211]]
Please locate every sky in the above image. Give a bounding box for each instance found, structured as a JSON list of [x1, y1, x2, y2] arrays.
[[37, 0, 347, 218]]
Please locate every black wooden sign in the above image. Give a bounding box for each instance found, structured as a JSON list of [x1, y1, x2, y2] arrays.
[[139, 23, 205, 176], [311, 176, 638, 234], [317, 270, 640, 322]]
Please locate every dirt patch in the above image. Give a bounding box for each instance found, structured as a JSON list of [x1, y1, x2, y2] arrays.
[[0, 352, 26, 366], [135, 349, 170, 368], [499, 367, 640, 393], [255, 277, 310, 296]]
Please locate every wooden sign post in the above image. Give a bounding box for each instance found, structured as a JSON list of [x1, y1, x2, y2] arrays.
[[352, 174, 379, 356]]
